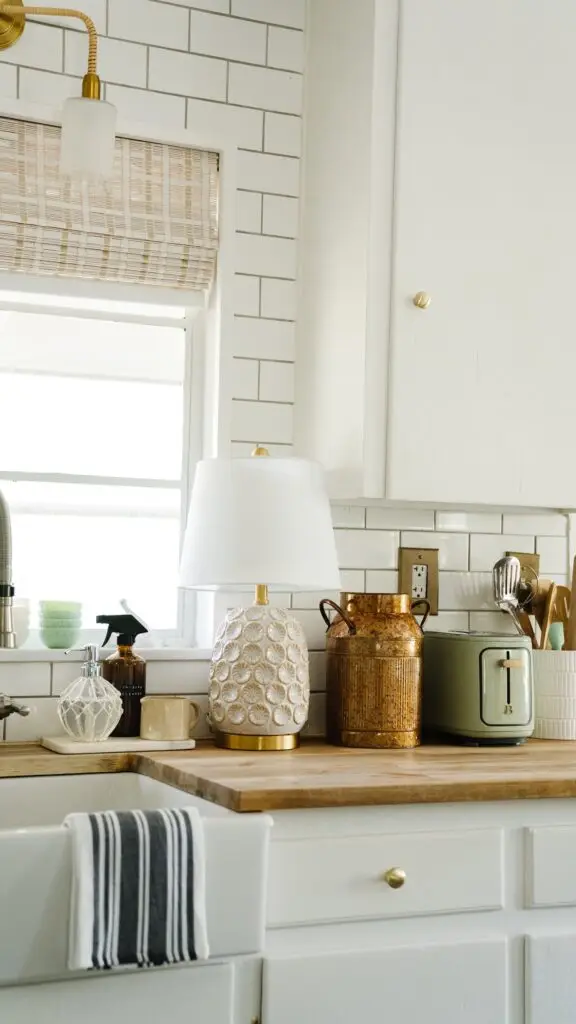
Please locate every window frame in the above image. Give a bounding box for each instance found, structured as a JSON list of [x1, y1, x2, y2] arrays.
[[0, 98, 238, 653], [0, 275, 202, 645]]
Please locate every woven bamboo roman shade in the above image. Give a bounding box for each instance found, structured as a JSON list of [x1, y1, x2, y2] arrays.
[[0, 117, 219, 291]]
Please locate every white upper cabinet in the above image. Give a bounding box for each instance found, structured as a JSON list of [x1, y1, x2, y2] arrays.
[[296, 0, 576, 506]]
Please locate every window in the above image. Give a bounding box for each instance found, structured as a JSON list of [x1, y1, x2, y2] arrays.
[[0, 280, 203, 644]]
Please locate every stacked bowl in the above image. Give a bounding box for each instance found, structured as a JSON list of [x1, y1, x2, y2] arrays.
[[40, 601, 82, 650]]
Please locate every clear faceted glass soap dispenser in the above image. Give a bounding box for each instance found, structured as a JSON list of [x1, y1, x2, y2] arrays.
[[57, 644, 123, 742]]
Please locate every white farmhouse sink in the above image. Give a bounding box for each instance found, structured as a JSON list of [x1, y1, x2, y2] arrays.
[[0, 772, 271, 986]]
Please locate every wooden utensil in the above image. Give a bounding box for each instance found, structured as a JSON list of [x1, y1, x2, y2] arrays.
[[517, 610, 537, 649], [540, 583, 558, 650], [565, 557, 576, 651]]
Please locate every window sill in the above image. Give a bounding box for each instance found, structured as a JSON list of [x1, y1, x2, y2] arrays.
[[0, 648, 213, 662]]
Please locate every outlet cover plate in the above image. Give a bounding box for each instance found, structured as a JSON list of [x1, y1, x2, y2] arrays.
[[399, 547, 439, 615]]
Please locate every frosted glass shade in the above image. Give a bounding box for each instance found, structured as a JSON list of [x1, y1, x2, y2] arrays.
[[60, 97, 117, 181], [180, 457, 340, 592]]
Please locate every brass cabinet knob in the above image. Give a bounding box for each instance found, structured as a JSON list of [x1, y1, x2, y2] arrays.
[[382, 867, 406, 889], [413, 291, 431, 309]]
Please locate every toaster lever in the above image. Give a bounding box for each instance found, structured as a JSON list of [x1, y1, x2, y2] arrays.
[[499, 658, 524, 669]]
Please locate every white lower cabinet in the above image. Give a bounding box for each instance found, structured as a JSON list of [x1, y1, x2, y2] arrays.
[[263, 941, 507, 1024], [0, 962, 234, 1024], [262, 800, 576, 1024], [526, 935, 576, 1024]]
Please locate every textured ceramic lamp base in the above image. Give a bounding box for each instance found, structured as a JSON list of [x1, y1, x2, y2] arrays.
[[208, 604, 309, 750]]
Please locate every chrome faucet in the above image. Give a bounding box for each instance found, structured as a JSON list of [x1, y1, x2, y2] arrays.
[[0, 489, 15, 648], [0, 693, 30, 740]]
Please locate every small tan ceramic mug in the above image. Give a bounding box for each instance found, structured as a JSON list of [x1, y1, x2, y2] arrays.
[[140, 696, 200, 742]]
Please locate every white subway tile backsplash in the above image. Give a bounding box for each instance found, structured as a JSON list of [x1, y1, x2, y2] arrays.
[[5, 697, 60, 741], [469, 611, 518, 635], [234, 316, 295, 359], [439, 572, 493, 611], [435, 511, 502, 534], [331, 506, 366, 529], [0, 64, 17, 99], [366, 508, 434, 531], [262, 195, 299, 237], [260, 278, 296, 319], [189, 10, 266, 63], [308, 652, 327, 692], [503, 514, 567, 536], [231, 399, 293, 443], [292, 590, 338, 611], [401, 531, 469, 571], [234, 277, 260, 316], [259, 360, 294, 402], [148, 47, 227, 101], [52, 661, 81, 695], [238, 150, 299, 196], [469, 533, 534, 571], [19, 69, 79, 105], [229, 63, 302, 114], [236, 191, 262, 233], [232, 358, 259, 399], [537, 536, 568, 575], [264, 112, 302, 156], [335, 530, 399, 570], [107, 85, 186, 128], [268, 27, 305, 72], [424, 611, 469, 632], [340, 569, 366, 592], [365, 570, 399, 592], [32, 0, 105, 29], [0, 662, 50, 698], [160, 0, 227, 9], [66, 34, 147, 87], [2, 21, 62, 71], [187, 99, 263, 150], [147, 661, 210, 695], [236, 233, 297, 278], [232, 0, 305, 28], [109, 0, 189, 48]]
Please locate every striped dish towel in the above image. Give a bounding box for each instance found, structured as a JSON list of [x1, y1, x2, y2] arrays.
[[64, 808, 209, 970]]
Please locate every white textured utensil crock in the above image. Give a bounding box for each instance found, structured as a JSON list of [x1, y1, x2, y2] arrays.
[[533, 651, 576, 738]]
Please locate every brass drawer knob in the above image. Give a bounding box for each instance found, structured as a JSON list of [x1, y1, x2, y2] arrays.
[[413, 291, 431, 309], [382, 867, 406, 889]]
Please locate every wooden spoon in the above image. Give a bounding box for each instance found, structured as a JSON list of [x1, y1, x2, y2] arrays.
[[565, 558, 576, 651], [540, 583, 558, 650]]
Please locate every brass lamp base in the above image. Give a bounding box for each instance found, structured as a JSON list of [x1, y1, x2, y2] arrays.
[[0, 0, 24, 49], [214, 731, 299, 751]]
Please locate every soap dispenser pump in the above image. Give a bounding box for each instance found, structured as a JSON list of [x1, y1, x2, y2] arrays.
[[57, 644, 123, 742]]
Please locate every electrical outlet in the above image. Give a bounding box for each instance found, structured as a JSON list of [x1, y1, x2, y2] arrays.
[[399, 548, 439, 614]]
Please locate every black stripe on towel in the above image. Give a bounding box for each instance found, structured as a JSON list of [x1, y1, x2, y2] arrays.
[[146, 810, 169, 967], [180, 807, 197, 962], [89, 814, 102, 969], [116, 811, 139, 966]]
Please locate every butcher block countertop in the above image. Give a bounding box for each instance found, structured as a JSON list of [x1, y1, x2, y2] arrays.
[[5, 740, 576, 812]]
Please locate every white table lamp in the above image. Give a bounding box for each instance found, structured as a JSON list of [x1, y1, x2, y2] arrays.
[[180, 449, 340, 750]]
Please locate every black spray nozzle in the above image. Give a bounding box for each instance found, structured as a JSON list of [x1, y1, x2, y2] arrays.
[[96, 612, 148, 647]]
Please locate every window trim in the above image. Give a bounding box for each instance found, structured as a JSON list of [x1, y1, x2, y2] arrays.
[[0, 98, 239, 651]]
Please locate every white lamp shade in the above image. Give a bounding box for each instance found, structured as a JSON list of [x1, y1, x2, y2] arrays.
[[60, 97, 117, 181], [180, 457, 341, 592]]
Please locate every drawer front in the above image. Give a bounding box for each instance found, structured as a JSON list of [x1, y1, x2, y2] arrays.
[[268, 828, 503, 926], [527, 826, 576, 907]]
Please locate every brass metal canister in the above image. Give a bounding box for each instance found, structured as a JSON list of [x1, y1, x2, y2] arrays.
[[320, 593, 429, 749]]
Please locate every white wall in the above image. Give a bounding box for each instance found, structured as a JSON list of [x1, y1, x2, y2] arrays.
[[1, 0, 302, 454]]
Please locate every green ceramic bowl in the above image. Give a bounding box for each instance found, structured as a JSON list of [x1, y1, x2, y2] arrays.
[[39, 601, 82, 617], [40, 625, 80, 650]]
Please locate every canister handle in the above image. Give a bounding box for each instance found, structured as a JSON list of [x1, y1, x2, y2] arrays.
[[411, 598, 431, 630], [319, 599, 357, 635]]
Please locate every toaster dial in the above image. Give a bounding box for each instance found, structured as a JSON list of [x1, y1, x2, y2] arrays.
[[480, 647, 532, 727]]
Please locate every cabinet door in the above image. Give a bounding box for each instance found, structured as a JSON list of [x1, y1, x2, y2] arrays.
[[526, 935, 576, 1024], [0, 962, 234, 1024], [388, 0, 576, 506], [263, 941, 507, 1024]]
